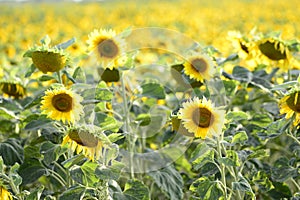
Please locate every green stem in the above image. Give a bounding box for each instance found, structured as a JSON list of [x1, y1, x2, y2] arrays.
[[216, 137, 228, 199], [291, 178, 300, 192], [48, 169, 67, 187], [287, 133, 300, 146], [56, 71, 62, 84], [120, 72, 135, 179]]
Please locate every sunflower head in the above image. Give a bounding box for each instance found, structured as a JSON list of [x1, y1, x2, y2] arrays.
[[178, 97, 225, 139], [279, 89, 300, 126], [0, 81, 26, 99], [24, 36, 70, 73], [40, 85, 84, 124], [0, 186, 13, 200], [183, 53, 215, 82], [258, 38, 288, 61], [62, 126, 104, 161], [87, 29, 127, 69]]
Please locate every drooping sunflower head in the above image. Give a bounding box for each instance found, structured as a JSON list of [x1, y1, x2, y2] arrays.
[[87, 29, 127, 69], [258, 38, 289, 61], [40, 85, 84, 124], [183, 53, 215, 83], [62, 126, 104, 161], [0, 186, 13, 200], [0, 80, 26, 99], [178, 97, 225, 139], [279, 89, 300, 127], [24, 36, 70, 73]]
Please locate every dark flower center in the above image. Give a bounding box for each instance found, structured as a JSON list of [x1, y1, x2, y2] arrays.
[[286, 92, 300, 113], [191, 58, 208, 73], [52, 93, 73, 112], [192, 107, 213, 128], [258, 40, 287, 60], [98, 39, 119, 58], [68, 130, 98, 147]]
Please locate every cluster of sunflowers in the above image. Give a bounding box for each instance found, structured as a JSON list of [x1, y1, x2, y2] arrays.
[[0, 1, 300, 199]]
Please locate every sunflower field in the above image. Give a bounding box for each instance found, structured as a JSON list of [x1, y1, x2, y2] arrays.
[[1, 0, 300, 199]]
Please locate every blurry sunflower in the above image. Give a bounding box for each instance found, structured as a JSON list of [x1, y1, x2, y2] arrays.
[[183, 53, 215, 82], [62, 126, 104, 161], [87, 29, 127, 69], [178, 97, 225, 139], [24, 36, 70, 73], [0, 80, 26, 99], [279, 89, 300, 127], [256, 37, 291, 71], [0, 186, 13, 200], [40, 85, 84, 124], [227, 30, 257, 71]]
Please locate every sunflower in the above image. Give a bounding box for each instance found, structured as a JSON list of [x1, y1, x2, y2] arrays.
[[227, 30, 258, 71], [87, 29, 127, 69], [183, 53, 215, 82], [255, 37, 291, 71], [23, 36, 70, 73], [279, 90, 300, 127], [178, 97, 225, 139], [62, 126, 103, 161], [0, 186, 13, 200], [0, 81, 26, 99], [40, 86, 84, 124]]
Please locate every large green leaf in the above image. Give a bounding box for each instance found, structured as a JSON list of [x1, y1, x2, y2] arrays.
[[218, 150, 240, 167], [95, 160, 125, 180], [58, 185, 86, 200], [232, 173, 255, 198], [0, 138, 24, 165], [141, 82, 166, 99], [123, 180, 149, 200], [189, 176, 224, 200], [148, 166, 183, 200]]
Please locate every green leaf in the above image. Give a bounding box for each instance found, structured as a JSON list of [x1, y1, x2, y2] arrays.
[[26, 186, 44, 200], [258, 119, 289, 139], [226, 111, 249, 122], [192, 149, 214, 171], [231, 131, 248, 144], [189, 176, 224, 200], [18, 158, 47, 185], [62, 154, 86, 169], [271, 166, 298, 182], [223, 80, 237, 96], [70, 165, 85, 184], [25, 64, 36, 77], [40, 141, 66, 165], [219, 150, 240, 167], [136, 113, 151, 126], [267, 182, 292, 199], [148, 166, 183, 200], [81, 162, 98, 186], [124, 180, 150, 200], [55, 37, 76, 50], [24, 118, 53, 131], [232, 66, 253, 82], [108, 133, 124, 143], [58, 185, 85, 200], [0, 107, 18, 120], [11, 163, 22, 187], [95, 160, 125, 180], [232, 173, 255, 197], [0, 138, 24, 165], [95, 113, 122, 132], [271, 81, 297, 91], [72, 66, 86, 83], [252, 171, 274, 192], [251, 113, 273, 127], [141, 82, 166, 99], [248, 149, 269, 159], [39, 74, 55, 82], [104, 144, 119, 164]]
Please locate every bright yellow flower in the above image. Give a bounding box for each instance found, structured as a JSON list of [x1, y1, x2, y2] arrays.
[[178, 97, 225, 139], [0, 81, 26, 99], [183, 53, 215, 82], [62, 126, 103, 161], [87, 29, 127, 69], [40, 86, 84, 124], [279, 90, 300, 127], [0, 186, 13, 200]]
